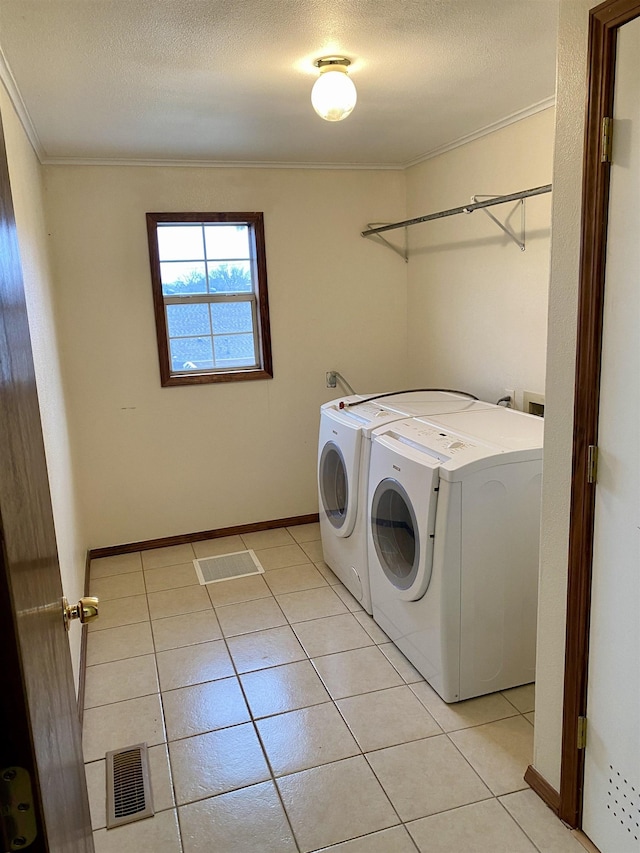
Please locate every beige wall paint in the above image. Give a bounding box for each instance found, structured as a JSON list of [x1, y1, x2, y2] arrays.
[[0, 89, 86, 684], [43, 165, 407, 548], [404, 109, 554, 407], [1, 77, 559, 713], [533, 0, 594, 791]]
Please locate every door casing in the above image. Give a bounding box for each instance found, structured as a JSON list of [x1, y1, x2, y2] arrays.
[[0, 106, 93, 850], [560, 0, 640, 829]]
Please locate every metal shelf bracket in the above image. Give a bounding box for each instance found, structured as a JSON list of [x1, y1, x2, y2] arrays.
[[471, 194, 526, 251], [364, 223, 408, 262], [361, 184, 551, 260]]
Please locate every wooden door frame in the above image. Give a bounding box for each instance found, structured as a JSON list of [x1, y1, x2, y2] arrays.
[[0, 547, 47, 850], [559, 0, 640, 828], [0, 110, 93, 849]]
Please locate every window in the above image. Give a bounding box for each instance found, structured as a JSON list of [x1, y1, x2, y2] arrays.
[[146, 212, 273, 386]]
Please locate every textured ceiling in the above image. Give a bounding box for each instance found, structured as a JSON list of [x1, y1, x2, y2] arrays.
[[0, 0, 559, 167]]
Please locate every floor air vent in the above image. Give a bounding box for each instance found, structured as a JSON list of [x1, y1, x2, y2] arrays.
[[106, 743, 154, 829], [194, 549, 264, 585]]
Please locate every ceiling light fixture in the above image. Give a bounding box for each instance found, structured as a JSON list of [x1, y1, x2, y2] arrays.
[[311, 57, 357, 122]]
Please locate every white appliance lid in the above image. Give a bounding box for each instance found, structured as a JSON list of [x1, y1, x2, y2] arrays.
[[379, 399, 494, 417], [371, 414, 542, 479], [377, 390, 468, 405], [321, 395, 411, 431], [322, 392, 494, 432], [414, 407, 543, 451]]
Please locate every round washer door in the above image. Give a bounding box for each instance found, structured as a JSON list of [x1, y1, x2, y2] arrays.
[[370, 478, 433, 601], [319, 441, 351, 533]]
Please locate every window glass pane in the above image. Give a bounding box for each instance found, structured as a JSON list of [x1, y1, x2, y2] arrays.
[[213, 334, 256, 367], [161, 261, 207, 295], [148, 211, 271, 385], [169, 336, 213, 371], [157, 225, 204, 261], [210, 302, 253, 335], [204, 225, 250, 260], [207, 261, 252, 293], [166, 303, 210, 338]]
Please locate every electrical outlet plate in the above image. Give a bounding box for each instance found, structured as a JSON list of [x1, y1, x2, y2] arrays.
[[504, 389, 515, 409], [326, 371, 337, 389]]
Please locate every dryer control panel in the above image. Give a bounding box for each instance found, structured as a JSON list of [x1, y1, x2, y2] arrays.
[[372, 415, 543, 481], [394, 419, 476, 455]]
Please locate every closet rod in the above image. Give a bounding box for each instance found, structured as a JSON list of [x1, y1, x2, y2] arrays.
[[361, 184, 552, 237]]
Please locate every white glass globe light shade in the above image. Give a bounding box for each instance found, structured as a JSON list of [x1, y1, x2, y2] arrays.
[[311, 66, 357, 121]]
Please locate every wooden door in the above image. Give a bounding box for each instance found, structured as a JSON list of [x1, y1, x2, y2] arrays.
[[560, 0, 640, 834], [581, 15, 640, 851], [0, 110, 93, 850]]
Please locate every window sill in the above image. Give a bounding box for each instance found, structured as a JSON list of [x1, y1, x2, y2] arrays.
[[161, 368, 273, 387]]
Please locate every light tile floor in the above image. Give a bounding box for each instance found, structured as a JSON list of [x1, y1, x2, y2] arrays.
[[83, 523, 586, 852]]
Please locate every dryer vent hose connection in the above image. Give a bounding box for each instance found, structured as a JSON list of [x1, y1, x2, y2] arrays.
[[340, 388, 479, 408]]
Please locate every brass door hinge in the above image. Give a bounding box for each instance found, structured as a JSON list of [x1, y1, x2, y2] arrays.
[[587, 445, 598, 485], [577, 716, 588, 750], [0, 767, 37, 850], [601, 117, 613, 163]]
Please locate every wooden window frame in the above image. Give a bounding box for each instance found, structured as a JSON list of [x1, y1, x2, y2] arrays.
[[146, 211, 273, 387]]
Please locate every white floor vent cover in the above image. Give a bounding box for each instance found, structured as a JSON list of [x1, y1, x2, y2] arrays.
[[106, 743, 154, 829], [194, 549, 264, 585]]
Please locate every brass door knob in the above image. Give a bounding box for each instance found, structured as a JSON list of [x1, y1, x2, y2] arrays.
[[63, 596, 99, 631]]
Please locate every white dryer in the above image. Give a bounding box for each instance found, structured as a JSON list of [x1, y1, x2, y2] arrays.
[[367, 407, 543, 702], [317, 392, 493, 613]]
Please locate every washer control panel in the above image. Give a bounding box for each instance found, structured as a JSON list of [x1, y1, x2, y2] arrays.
[[329, 400, 401, 428], [349, 402, 387, 422]]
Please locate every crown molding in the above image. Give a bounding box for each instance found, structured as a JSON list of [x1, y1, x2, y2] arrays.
[[0, 45, 46, 160], [0, 40, 555, 174], [403, 96, 556, 169], [39, 155, 404, 171], [37, 97, 556, 170]]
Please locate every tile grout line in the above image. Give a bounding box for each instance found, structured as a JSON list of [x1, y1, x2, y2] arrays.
[[85, 552, 171, 840], [155, 540, 401, 849], [283, 600, 410, 844], [207, 595, 304, 853], [145, 543, 193, 853], [286, 590, 494, 849], [151, 534, 302, 850], [87, 536, 538, 852], [86, 537, 312, 847], [408, 683, 525, 734], [330, 615, 536, 835], [494, 794, 547, 853], [439, 716, 530, 817]]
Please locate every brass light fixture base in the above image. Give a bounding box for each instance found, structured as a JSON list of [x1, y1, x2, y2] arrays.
[[314, 57, 351, 70]]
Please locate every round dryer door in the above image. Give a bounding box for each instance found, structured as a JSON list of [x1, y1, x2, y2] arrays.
[[370, 478, 433, 601], [319, 441, 349, 531]]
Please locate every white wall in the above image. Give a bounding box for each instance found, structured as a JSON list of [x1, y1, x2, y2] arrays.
[[533, 0, 594, 791], [43, 165, 408, 548], [405, 109, 554, 407], [0, 88, 86, 684]]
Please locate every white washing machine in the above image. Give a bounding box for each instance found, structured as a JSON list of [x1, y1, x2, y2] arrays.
[[367, 407, 543, 702], [317, 392, 493, 613]]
